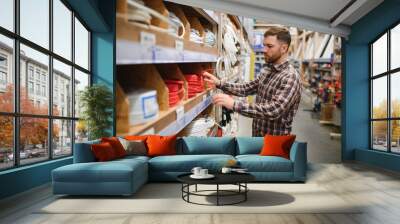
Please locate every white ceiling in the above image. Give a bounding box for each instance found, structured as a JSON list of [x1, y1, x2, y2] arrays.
[[167, 0, 384, 37], [226, 0, 352, 23]]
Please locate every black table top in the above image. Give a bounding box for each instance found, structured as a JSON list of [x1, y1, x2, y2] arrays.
[[177, 172, 255, 185]]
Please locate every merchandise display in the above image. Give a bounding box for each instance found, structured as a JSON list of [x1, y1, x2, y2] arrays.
[[123, 0, 184, 38], [190, 28, 203, 43], [168, 12, 185, 38], [204, 29, 216, 47], [126, 89, 159, 125], [184, 74, 204, 98], [223, 24, 240, 66], [164, 79, 184, 107], [180, 116, 215, 136], [116, 0, 248, 137], [126, 0, 151, 25]]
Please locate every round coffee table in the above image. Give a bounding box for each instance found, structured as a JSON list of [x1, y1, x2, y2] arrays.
[[177, 173, 255, 206]]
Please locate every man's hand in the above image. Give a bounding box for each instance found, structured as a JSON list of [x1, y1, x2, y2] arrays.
[[212, 93, 235, 110], [202, 71, 220, 89]]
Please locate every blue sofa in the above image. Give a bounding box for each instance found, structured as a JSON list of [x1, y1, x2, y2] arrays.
[[52, 137, 307, 196]]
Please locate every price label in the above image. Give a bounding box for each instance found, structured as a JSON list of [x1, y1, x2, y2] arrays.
[[140, 31, 156, 46], [175, 40, 184, 51], [203, 94, 207, 102], [176, 105, 184, 121]]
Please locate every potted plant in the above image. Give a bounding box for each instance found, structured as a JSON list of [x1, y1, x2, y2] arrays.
[[79, 84, 113, 140]]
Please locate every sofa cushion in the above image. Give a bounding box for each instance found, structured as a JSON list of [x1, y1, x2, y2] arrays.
[[235, 137, 264, 155], [118, 155, 150, 162], [91, 142, 118, 161], [101, 137, 127, 158], [119, 138, 147, 156], [73, 139, 100, 163], [260, 135, 296, 159], [179, 137, 235, 155], [236, 155, 293, 172], [125, 135, 150, 141], [146, 135, 177, 157], [52, 159, 147, 183], [148, 154, 235, 172]]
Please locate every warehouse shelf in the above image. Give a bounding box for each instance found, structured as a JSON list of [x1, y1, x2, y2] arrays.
[[116, 13, 218, 64], [303, 58, 331, 64], [117, 89, 212, 136]]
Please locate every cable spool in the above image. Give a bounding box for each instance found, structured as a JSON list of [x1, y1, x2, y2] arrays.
[[117, 0, 186, 39]]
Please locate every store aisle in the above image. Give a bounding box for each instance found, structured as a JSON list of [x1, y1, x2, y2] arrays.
[[236, 93, 341, 163]]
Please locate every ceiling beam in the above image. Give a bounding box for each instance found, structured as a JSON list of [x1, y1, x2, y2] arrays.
[[166, 0, 351, 37], [330, 0, 368, 28]]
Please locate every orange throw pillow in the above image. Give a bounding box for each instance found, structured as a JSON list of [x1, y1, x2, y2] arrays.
[[146, 135, 177, 157], [125, 135, 151, 141], [101, 137, 126, 158], [91, 142, 117, 161], [260, 135, 296, 159]]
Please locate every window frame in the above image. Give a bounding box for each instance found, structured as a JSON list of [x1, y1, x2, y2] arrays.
[[0, 0, 92, 171], [370, 20, 400, 154]]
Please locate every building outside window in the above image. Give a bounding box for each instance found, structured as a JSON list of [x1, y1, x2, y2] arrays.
[[28, 81, 34, 94], [35, 70, 40, 81], [28, 66, 34, 80], [41, 73, 46, 83], [35, 83, 40, 95], [0, 71, 6, 84], [0, 54, 7, 90], [41, 85, 46, 97]]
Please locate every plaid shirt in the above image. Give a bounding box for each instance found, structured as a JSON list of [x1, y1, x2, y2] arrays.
[[218, 60, 301, 136]]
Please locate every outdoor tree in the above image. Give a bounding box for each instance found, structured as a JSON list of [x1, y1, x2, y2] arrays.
[[0, 84, 59, 151], [372, 99, 400, 142]]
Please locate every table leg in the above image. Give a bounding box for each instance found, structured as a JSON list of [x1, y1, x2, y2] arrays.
[[217, 184, 219, 206], [245, 183, 247, 201], [187, 184, 190, 202]]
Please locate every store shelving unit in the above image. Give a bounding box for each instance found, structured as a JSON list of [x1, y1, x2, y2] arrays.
[[213, 14, 253, 136], [117, 90, 212, 136], [116, 0, 219, 137]]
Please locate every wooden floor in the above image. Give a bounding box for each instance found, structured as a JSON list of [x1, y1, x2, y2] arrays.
[[1, 162, 400, 224]]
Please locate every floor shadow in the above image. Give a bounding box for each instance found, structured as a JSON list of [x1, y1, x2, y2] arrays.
[[202, 190, 295, 207]]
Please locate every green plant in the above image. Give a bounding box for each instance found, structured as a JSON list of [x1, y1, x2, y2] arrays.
[[79, 84, 113, 140]]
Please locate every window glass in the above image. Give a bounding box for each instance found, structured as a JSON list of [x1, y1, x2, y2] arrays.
[[74, 69, 89, 118], [372, 121, 388, 151], [372, 76, 387, 119], [0, 116, 13, 170], [0, 35, 14, 113], [0, 0, 14, 32], [391, 24, 400, 70], [53, 0, 72, 60], [74, 18, 89, 70], [20, 44, 49, 115], [19, 117, 49, 165], [372, 33, 387, 76], [53, 119, 72, 158], [391, 72, 400, 118], [53, 59, 72, 117], [20, 0, 49, 49]]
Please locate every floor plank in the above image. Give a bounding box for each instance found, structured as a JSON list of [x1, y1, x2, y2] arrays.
[[2, 162, 400, 224]]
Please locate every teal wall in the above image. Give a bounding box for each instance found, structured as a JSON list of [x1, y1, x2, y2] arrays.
[[91, 0, 116, 136], [343, 0, 400, 171], [0, 158, 72, 199], [0, 0, 116, 199]]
